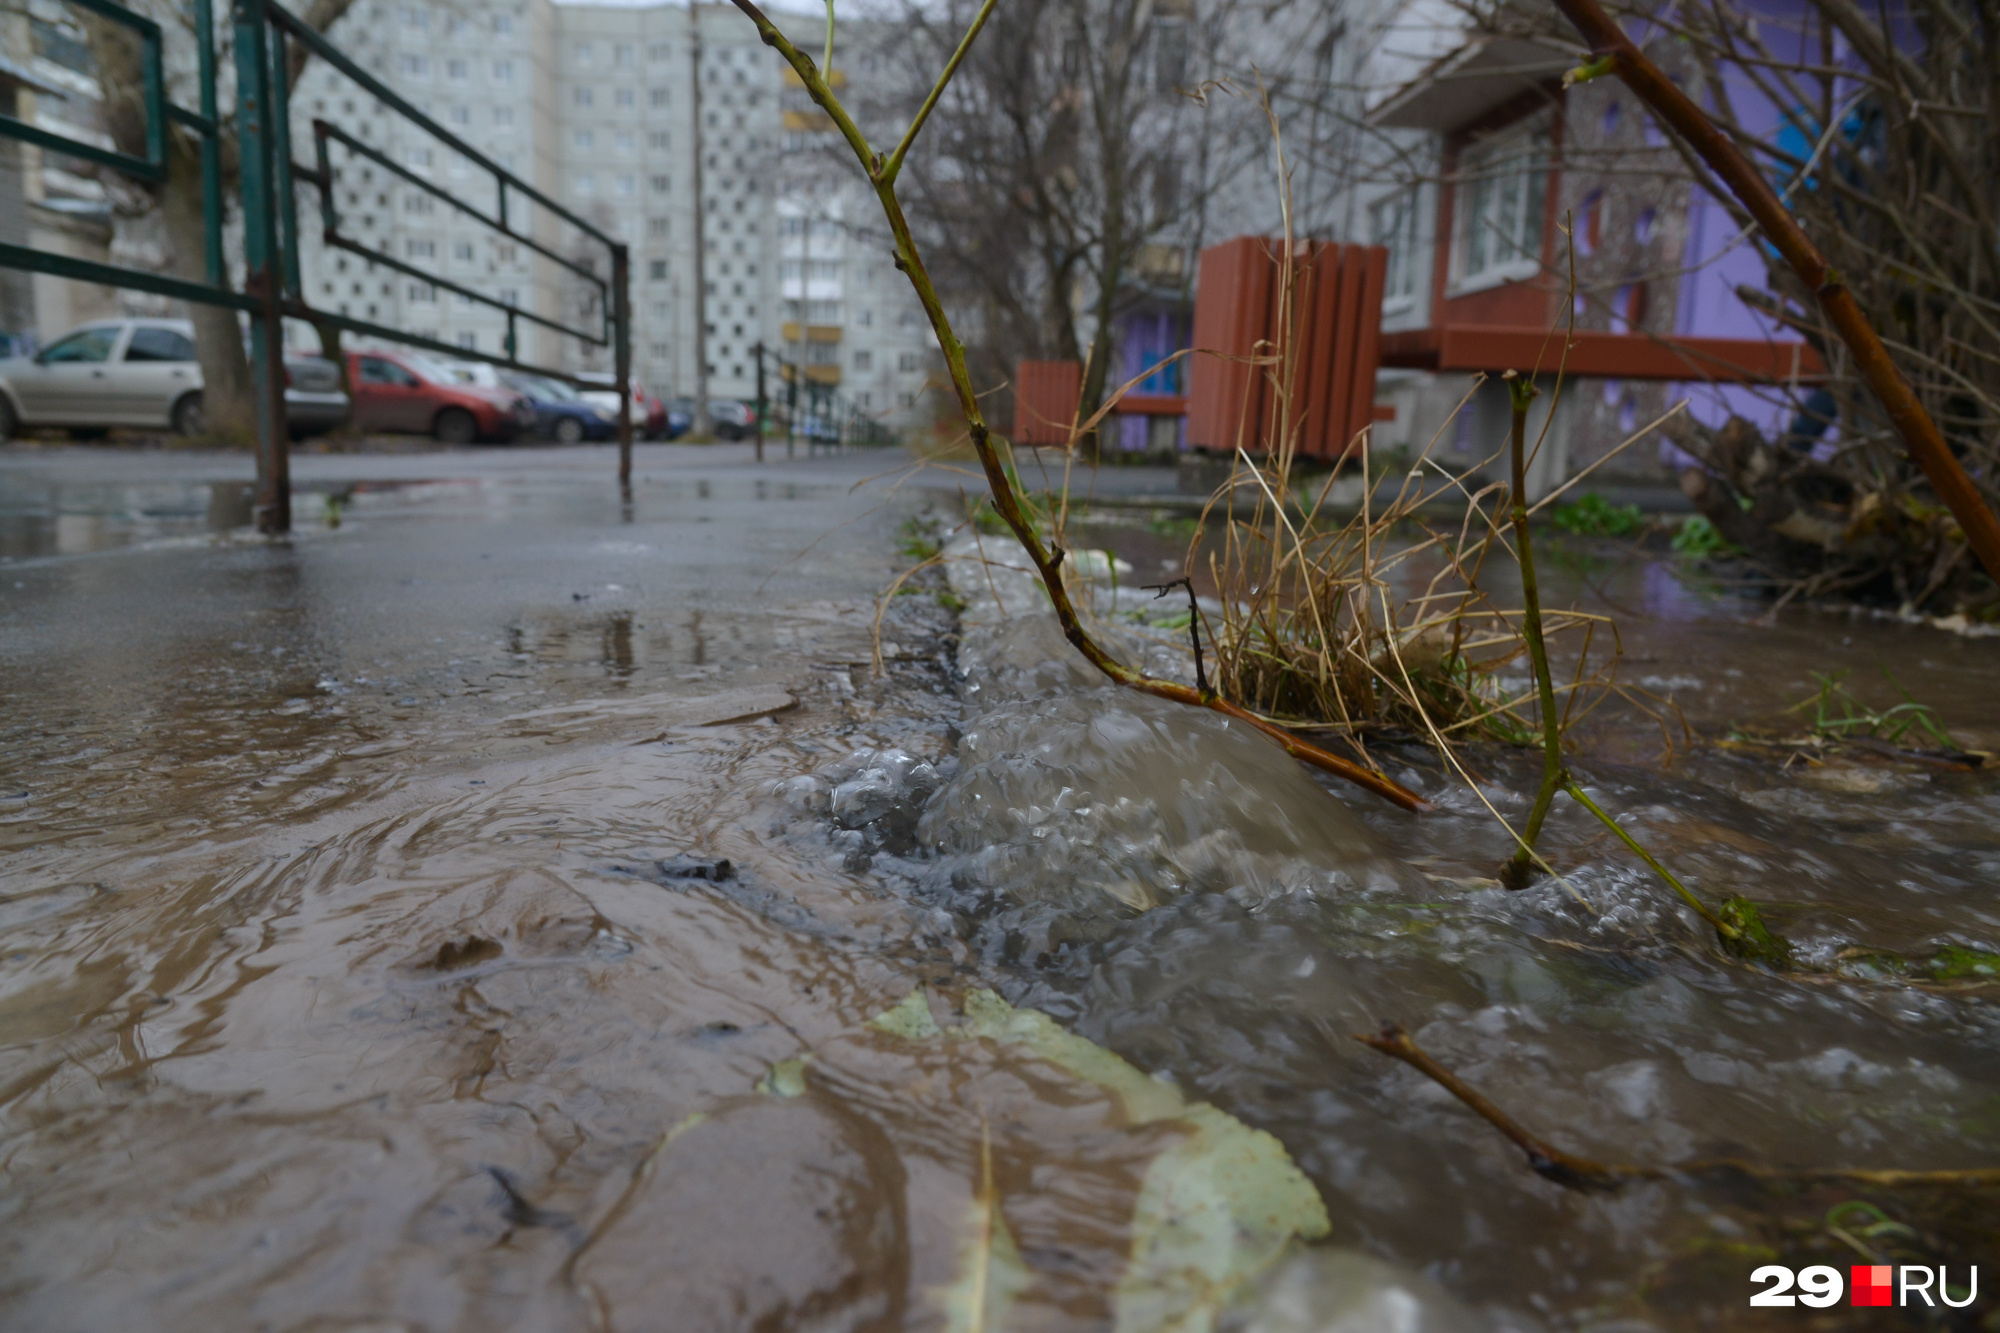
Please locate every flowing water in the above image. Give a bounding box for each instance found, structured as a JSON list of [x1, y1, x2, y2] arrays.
[[2, 448, 1997, 1331]]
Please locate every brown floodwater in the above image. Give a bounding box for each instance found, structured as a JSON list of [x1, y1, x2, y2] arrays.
[[2, 448, 1997, 1331]]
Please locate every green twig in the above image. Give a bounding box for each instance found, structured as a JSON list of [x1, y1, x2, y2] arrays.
[[1501, 372, 1568, 890], [1560, 781, 1731, 936]]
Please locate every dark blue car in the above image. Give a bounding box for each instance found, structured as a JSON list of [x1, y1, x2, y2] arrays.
[[501, 372, 618, 443]]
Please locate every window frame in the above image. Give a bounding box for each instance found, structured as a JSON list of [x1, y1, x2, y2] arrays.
[[1449, 118, 1551, 295]]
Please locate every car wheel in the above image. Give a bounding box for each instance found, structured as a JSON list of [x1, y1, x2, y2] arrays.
[[554, 416, 585, 444], [0, 395, 16, 442], [434, 408, 478, 445], [69, 427, 109, 440], [172, 392, 205, 437]]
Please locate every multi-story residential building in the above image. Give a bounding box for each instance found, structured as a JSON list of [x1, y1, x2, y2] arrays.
[[0, 0, 122, 342], [772, 54, 940, 425], [287, 0, 933, 427]]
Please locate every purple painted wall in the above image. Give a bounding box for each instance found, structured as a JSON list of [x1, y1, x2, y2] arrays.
[[1662, 1, 1831, 458]]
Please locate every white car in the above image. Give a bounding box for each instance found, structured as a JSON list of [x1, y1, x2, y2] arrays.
[[0, 318, 349, 439]]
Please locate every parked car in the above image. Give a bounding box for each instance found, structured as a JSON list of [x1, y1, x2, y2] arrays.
[[345, 348, 533, 443], [501, 371, 617, 443], [709, 398, 759, 441], [575, 372, 670, 439], [0, 318, 349, 439]]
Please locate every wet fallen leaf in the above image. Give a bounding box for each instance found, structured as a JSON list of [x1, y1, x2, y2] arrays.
[[875, 987, 1330, 1333], [757, 1055, 812, 1097], [933, 1122, 1033, 1333]]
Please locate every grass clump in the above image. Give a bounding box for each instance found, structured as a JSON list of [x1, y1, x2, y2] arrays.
[[1550, 493, 1644, 536]]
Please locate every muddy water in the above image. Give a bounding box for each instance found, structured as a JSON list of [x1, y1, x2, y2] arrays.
[[2, 453, 1998, 1331]]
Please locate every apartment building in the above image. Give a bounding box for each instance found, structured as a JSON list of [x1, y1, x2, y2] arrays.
[[292, 0, 932, 424], [1298, 0, 1817, 489], [0, 0, 122, 341]]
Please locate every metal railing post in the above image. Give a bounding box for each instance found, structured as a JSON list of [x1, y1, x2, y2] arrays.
[[613, 241, 632, 485], [234, 0, 288, 533], [194, 0, 223, 285], [753, 340, 765, 463]]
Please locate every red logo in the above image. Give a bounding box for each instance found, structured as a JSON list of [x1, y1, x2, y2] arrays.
[[1852, 1265, 1894, 1307]]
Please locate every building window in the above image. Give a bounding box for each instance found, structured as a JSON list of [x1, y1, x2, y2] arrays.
[[453, 241, 474, 261], [575, 173, 595, 194], [575, 130, 594, 149], [647, 217, 668, 237], [898, 352, 920, 372], [493, 60, 514, 82], [409, 283, 436, 302], [458, 331, 477, 349], [574, 87, 594, 107], [649, 259, 667, 279], [445, 58, 467, 80], [650, 175, 669, 193], [400, 54, 429, 76], [615, 174, 635, 196], [1368, 188, 1422, 308], [406, 238, 435, 258], [615, 132, 635, 153], [494, 13, 513, 34], [650, 88, 670, 108], [616, 88, 635, 108], [494, 107, 514, 129], [1452, 124, 1549, 290], [1153, 17, 1189, 91], [648, 132, 670, 150], [648, 44, 670, 62], [853, 349, 872, 371]]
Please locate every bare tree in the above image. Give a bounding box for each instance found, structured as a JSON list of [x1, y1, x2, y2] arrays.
[[852, 0, 1304, 442]]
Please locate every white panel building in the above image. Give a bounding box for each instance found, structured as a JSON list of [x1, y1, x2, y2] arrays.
[[292, 0, 934, 427]]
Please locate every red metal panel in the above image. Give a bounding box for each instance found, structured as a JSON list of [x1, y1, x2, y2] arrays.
[[1012, 359, 1082, 446], [1114, 393, 1187, 416], [1377, 325, 1827, 381], [1189, 236, 1390, 459], [1343, 245, 1390, 454], [1296, 242, 1340, 456], [1187, 236, 1276, 452]]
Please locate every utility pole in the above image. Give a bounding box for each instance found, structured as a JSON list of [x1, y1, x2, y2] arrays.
[[752, 340, 765, 462], [687, 0, 710, 437]]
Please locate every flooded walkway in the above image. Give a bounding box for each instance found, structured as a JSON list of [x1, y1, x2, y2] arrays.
[[2, 443, 1997, 1330]]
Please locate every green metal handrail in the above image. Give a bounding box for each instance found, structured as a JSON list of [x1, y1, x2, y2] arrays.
[[0, 0, 637, 531]]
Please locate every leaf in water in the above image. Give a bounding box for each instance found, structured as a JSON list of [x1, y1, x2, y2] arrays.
[[869, 987, 942, 1040], [1113, 1104, 1331, 1333], [757, 1055, 812, 1097], [933, 1122, 1033, 1333], [875, 988, 1330, 1333]]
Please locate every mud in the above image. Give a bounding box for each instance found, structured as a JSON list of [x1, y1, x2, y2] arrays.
[[2, 447, 1997, 1330]]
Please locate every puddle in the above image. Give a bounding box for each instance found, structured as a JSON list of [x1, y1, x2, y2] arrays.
[[2, 455, 1997, 1330]]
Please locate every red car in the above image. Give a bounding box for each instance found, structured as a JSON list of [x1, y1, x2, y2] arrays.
[[347, 348, 534, 443]]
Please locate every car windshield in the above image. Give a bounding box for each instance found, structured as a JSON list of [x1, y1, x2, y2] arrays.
[[400, 352, 463, 385], [39, 327, 119, 364], [533, 377, 580, 401]]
